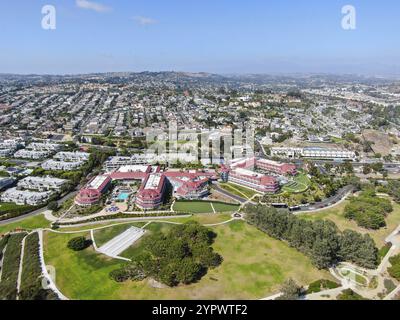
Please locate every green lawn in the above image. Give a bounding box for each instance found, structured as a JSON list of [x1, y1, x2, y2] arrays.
[[212, 202, 240, 213], [165, 213, 233, 225], [173, 201, 213, 213], [44, 220, 331, 300], [298, 199, 400, 247], [0, 214, 51, 235], [93, 222, 146, 247], [219, 183, 260, 199], [173, 201, 239, 214]]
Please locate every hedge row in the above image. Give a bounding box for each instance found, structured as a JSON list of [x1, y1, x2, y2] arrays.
[[174, 199, 238, 206], [56, 211, 191, 226], [19, 232, 58, 300], [0, 205, 43, 222], [0, 233, 26, 300], [0, 234, 10, 259]]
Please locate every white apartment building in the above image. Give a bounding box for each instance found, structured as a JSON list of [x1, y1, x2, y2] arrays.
[[0, 139, 24, 149], [14, 149, 51, 160], [54, 151, 90, 162], [104, 154, 156, 171], [0, 148, 14, 157], [41, 159, 84, 171], [27, 142, 62, 152], [271, 147, 303, 159], [302, 147, 356, 160], [18, 176, 67, 192], [1, 188, 52, 206], [271, 147, 356, 160]]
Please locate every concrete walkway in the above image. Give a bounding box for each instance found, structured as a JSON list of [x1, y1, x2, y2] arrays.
[[0, 246, 7, 282], [16, 233, 29, 300], [37, 230, 69, 300]]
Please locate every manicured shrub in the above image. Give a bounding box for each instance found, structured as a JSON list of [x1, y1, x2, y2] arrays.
[[388, 254, 400, 281], [109, 263, 146, 283], [67, 237, 92, 251], [337, 289, 367, 300], [306, 279, 340, 294]]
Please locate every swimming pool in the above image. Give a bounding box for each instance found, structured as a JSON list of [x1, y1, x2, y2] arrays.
[[117, 193, 130, 201]]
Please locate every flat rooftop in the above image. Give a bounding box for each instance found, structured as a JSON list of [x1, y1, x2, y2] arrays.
[[118, 165, 149, 173], [144, 174, 162, 190], [88, 175, 109, 190]]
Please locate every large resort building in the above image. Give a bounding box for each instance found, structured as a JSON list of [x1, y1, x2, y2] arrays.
[[75, 163, 218, 210], [229, 167, 280, 193], [164, 170, 216, 200], [75, 175, 112, 206], [135, 173, 166, 209], [75, 156, 295, 209], [222, 157, 297, 194]]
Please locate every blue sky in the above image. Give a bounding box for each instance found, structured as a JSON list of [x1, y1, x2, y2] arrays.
[[0, 0, 399, 75]]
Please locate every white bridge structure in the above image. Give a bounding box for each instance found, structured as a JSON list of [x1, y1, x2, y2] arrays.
[[97, 227, 146, 259]]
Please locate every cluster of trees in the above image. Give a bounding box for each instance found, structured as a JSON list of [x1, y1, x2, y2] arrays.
[[383, 180, 400, 204], [344, 190, 393, 230], [362, 163, 385, 175], [0, 233, 26, 299], [109, 222, 222, 287], [19, 233, 58, 300], [275, 279, 303, 300], [244, 205, 378, 269], [308, 164, 350, 198], [67, 237, 92, 251], [388, 254, 400, 281]]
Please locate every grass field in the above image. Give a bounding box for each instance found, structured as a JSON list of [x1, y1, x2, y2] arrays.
[[44, 220, 331, 300], [219, 183, 260, 199], [173, 201, 239, 214], [166, 213, 233, 225], [93, 222, 146, 247], [298, 199, 400, 247], [0, 214, 51, 235]]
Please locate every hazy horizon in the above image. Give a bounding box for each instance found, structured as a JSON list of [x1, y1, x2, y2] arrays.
[[1, 0, 400, 76]]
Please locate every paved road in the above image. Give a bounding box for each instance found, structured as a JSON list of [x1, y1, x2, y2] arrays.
[[296, 185, 354, 213], [0, 190, 78, 226]]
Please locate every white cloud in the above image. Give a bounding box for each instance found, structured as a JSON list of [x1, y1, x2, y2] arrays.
[[132, 16, 158, 26], [76, 0, 111, 13]]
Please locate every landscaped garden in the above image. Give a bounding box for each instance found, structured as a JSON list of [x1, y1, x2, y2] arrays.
[[218, 183, 260, 199], [282, 173, 311, 194]]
